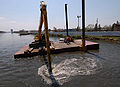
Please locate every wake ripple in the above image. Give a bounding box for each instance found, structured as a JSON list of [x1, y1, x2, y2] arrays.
[[38, 57, 102, 85]]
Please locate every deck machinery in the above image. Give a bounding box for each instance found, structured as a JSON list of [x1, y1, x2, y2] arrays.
[[29, 1, 52, 72], [14, 1, 100, 73]]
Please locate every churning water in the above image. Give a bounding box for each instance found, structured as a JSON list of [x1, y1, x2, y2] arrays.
[[38, 57, 102, 85]]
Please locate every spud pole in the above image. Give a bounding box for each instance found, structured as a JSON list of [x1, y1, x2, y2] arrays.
[[82, 0, 86, 51]]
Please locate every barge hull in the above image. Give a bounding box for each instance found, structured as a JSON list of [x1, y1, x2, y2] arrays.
[[14, 39, 99, 58]]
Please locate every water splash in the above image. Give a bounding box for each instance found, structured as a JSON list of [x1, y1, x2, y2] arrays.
[[38, 57, 102, 85]]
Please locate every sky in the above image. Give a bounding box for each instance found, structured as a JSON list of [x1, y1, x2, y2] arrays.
[[0, 0, 120, 31]]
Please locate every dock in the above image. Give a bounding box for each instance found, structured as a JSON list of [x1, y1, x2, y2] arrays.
[[14, 39, 99, 58]]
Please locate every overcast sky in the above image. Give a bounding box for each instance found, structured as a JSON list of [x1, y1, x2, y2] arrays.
[[0, 0, 120, 31]]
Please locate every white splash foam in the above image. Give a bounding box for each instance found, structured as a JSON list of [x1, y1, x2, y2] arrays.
[[38, 57, 102, 85]]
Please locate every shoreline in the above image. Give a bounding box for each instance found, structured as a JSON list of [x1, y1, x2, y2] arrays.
[[49, 33, 120, 43], [85, 36, 120, 43]]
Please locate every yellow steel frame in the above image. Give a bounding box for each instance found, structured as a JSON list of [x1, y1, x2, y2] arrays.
[[39, 1, 52, 72]]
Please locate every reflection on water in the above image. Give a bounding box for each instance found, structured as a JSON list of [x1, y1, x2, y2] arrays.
[[0, 33, 120, 87], [38, 57, 102, 85]]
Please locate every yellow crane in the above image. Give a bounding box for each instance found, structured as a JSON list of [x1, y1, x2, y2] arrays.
[[38, 1, 52, 72]]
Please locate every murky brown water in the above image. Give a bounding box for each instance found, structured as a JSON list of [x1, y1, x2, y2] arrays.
[[0, 33, 120, 87]]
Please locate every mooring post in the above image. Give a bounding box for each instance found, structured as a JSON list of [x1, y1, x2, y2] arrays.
[[82, 0, 86, 51], [65, 4, 69, 36]]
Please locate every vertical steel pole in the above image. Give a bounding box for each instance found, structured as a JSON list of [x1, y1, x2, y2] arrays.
[[65, 4, 69, 36], [82, 0, 86, 51]]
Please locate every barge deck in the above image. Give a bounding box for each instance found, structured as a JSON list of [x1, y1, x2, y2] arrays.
[[14, 39, 99, 58]]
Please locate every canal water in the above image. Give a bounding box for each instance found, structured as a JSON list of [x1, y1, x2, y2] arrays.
[[0, 33, 120, 87], [49, 31, 120, 36]]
